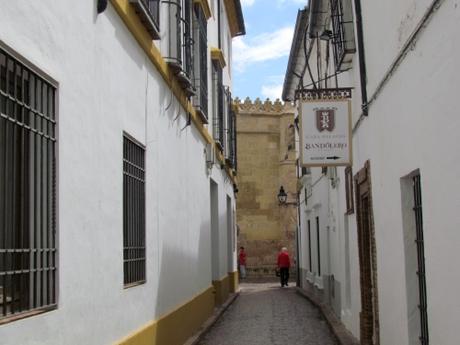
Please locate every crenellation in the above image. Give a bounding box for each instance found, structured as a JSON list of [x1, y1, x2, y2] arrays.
[[235, 97, 295, 113]]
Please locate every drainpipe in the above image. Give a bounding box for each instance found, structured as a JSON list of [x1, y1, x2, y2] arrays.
[[296, 159, 301, 287], [354, 0, 369, 116]]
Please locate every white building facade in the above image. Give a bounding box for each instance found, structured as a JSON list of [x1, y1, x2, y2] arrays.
[[284, 1, 460, 344], [0, 1, 244, 344]]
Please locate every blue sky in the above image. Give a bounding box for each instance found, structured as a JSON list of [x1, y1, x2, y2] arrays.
[[232, 0, 308, 101]]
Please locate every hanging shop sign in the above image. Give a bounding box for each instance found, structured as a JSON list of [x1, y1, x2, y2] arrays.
[[299, 99, 352, 167]]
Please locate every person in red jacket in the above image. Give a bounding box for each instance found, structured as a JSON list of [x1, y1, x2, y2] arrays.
[[238, 247, 247, 279], [277, 247, 291, 287]]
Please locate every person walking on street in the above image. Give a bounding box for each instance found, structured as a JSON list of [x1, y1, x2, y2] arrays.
[[277, 247, 291, 287], [238, 247, 247, 279]]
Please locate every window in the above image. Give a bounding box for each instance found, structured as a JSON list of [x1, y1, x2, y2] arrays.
[[192, 3, 208, 121], [123, 135, 146, 287], [212, 63, 224, 149], [345, 166, 354, 214], [412, 174, 429, 345], [0, 46, 57, 321], [130, 0, 161, 39], [330, 0, 356, 71], [286, 124, 295, 151], [301, 167, 311, 176], [307, 220, 312, 272], [225, 89, 237, 169], [316, 216, 321, 276], [164, 0, 194, 95]]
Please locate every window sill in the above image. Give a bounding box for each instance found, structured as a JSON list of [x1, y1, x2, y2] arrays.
[[0, 305, 57, 326], [124, 280, 146, 289]]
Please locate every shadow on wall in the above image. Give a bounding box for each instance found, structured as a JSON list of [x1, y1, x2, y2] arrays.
[[152, 219, 214, 345]]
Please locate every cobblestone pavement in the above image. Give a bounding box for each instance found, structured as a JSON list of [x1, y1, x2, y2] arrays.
[[197, 282, 338, 345]]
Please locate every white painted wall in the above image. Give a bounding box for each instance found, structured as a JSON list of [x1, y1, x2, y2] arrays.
[[0, 1, 237, 344], [296, 2, 460, 343], [350, 1, 460, 344]]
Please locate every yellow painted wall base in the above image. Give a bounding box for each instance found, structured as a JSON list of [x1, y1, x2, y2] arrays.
[[116, 286, 215, 345], [212, 275, 230, 306], [228, 271, 239, 293]]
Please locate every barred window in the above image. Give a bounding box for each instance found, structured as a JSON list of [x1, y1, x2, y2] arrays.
[[330, 0, 356, 71], [212, 63, 224, 149], [129, 0, 160, 39], [345, 166, 354, 214], [123, 136, 146, 287], [227, 97, 237, 170], [0, 46, 57, 321], [192, 3, 208, 121]]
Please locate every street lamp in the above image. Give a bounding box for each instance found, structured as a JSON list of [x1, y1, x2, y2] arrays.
[[277, 186, 288, 204]]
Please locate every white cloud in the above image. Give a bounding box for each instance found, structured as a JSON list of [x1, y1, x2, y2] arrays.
[[233, 26, 294, 72], [241, 0, 256, 7], [261, 84, 283, 100], [277, 0, 308, 5], [242, 0, 307, 6]]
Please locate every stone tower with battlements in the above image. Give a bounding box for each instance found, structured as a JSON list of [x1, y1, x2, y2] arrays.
[[235, 97, 298, 277]]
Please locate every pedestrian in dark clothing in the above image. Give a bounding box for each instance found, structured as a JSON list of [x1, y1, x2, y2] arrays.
[[277, 247, 291, 287]]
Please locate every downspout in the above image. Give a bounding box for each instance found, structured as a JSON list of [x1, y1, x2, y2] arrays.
[[218, 0, 222, 48], [296, 159, 301, 287], [354, 0, 369, 116]]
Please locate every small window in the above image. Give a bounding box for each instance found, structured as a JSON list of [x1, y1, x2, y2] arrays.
[[123, 135, 146, 287], [212, 63, 225, 150], [345, 166, 354, 214], [192, 3, 208, 121], [330, 0, 356, 71], [0, 46, 58, 321], [129, 0, 161, 39]]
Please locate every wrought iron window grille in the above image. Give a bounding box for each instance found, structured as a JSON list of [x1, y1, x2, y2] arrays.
[[213, 64, 225, 150], [224, 88, 237, 169], [413, 174, 429, 345], [0, 46, 57, 322], [130, 0, 161, 39], [330, 0, 356, 71], [163, 0, 194, 95], [192, 3, 208, 122], [123, 135, 146, 287]]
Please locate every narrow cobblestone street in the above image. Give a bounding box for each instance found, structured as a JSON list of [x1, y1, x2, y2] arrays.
[[198, 282, 338, 345]]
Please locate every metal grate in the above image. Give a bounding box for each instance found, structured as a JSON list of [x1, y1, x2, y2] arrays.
[[227, 96, 237, 170], [307, 220, 312, 272], [413, 174, 429, 345], [130, 0, 161, 39], [330, 0, 355, 71], [345, 166, 354, 214], [123, 136, 146, 287], [144, 0, 160, 28], [0, 47, 57, 321], [316, 216, 321, 275], [192, 3, 208, 119], [213, 66, 225, 148], [164, 0, 183, 70]]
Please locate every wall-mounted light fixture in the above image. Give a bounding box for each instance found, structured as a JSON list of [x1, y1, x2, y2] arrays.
[[97, 0, 108, 14], [277, 186, 297, 206]]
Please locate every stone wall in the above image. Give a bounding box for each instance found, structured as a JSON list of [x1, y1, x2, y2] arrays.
[[235, 98, 298, 277]]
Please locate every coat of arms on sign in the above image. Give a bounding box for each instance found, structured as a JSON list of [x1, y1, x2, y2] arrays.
[[315, 108, 336, 132]]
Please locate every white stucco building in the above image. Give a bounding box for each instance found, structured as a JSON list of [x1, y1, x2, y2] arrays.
[[0, 1, 244, 344], [283, 1, 460, 344]]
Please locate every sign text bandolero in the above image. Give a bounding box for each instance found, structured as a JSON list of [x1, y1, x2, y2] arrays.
[[299, 99, 352, 167]]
